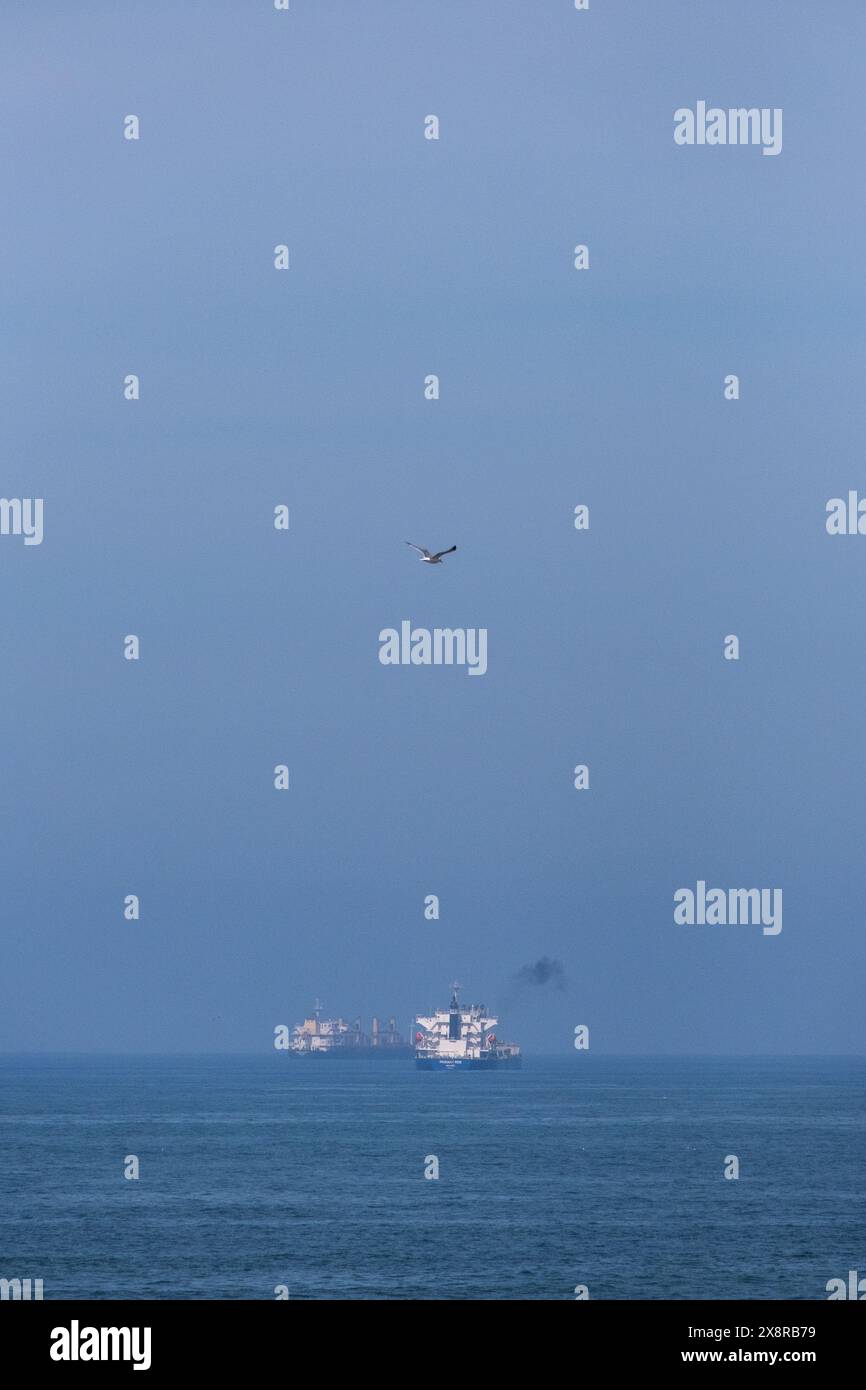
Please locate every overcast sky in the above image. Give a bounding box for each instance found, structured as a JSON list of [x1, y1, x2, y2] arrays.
[[2, 1, 864, 1052]]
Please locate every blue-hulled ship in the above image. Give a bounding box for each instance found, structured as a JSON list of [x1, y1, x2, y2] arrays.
[[414, 984, 521, 1069]]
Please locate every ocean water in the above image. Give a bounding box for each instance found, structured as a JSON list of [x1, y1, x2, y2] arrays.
[[1, 1055, 863, 1301]]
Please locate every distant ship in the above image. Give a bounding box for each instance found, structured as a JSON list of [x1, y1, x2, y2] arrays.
[[414, 984, 522, 1070], [289, 1002, 413, 1058]]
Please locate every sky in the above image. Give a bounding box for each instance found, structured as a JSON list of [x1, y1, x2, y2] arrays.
[[1, 1, 864, 1053]]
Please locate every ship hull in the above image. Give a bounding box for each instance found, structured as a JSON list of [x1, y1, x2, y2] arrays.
[[415, 1054, 522, 1070], [290, 1048, 413, 1059]]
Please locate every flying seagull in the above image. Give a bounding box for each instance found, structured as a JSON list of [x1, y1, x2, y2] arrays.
[[405, 542, 457, 565]]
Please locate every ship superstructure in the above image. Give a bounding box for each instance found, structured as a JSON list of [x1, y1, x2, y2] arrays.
[[414, 984, 522, 1069], [289, 1001, 412, 1058]]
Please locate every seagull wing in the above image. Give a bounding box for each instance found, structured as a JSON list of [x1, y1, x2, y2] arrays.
[[405, 542, 431, 557], [431, 545, 457, 560]]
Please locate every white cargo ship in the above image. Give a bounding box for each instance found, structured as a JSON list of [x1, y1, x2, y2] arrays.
[[414, 984, 521, 1069], [289, 1002, 412, 1058]]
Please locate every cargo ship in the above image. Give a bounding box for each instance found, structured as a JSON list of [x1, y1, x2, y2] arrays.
[[414, 984, 522, 1069], [289, 1002, 413, 1058]]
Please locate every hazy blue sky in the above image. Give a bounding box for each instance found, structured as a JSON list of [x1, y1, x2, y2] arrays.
[[2, 1, 864, 1053]]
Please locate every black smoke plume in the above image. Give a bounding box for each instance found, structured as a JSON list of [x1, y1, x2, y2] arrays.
[[514, 957, 566, 991]]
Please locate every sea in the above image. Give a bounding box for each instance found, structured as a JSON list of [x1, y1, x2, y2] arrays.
[[1, 1054, 864, 1301]]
